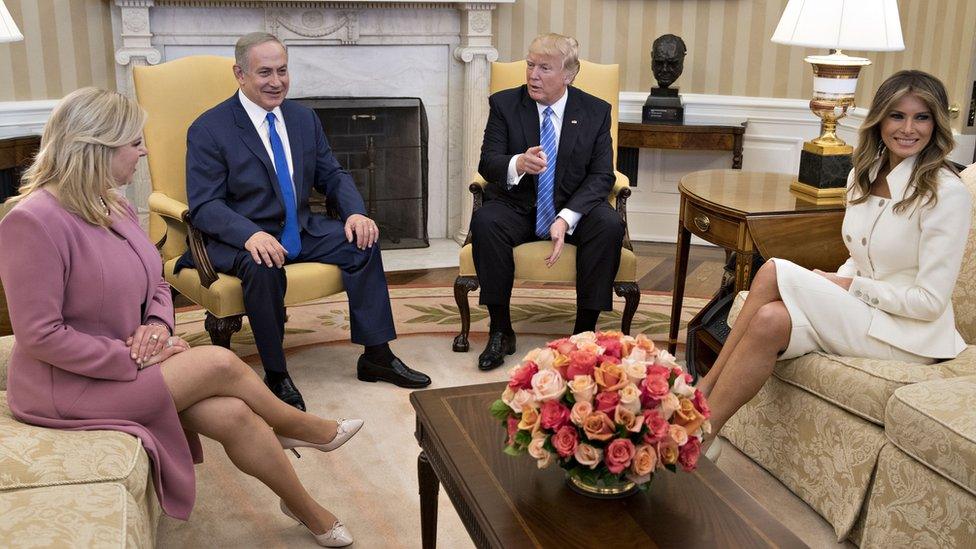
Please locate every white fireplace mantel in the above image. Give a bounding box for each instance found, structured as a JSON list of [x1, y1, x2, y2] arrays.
[[110, 0, 513, 242]]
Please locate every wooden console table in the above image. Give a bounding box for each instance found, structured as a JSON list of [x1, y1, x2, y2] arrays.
[[616, 122, 746, 186], [668, 170, 849, 374]]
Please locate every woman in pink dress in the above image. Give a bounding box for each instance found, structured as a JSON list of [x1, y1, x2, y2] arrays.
[[0, 88, 357, 547]]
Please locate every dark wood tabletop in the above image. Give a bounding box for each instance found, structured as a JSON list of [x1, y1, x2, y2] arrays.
[[411, 382, 806, 549]]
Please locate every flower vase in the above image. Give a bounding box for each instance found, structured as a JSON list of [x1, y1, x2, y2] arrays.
[[566, 472, 641, 499]]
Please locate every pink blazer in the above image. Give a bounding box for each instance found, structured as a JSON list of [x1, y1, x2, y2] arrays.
[[0, 190, 200, 520]]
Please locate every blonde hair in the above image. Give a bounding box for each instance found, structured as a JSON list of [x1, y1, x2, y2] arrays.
[[528, 33, 580, 80], [851, 70, 955, 214], [12, 87, 146, 227]]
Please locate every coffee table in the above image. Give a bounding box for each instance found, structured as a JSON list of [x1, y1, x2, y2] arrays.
[[411, 382, 805, 548]]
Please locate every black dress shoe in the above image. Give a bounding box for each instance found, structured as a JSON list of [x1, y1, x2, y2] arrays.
[[357, 355, 432, 388], [265, 374, 306, 411], [478, 331, 516, 371]]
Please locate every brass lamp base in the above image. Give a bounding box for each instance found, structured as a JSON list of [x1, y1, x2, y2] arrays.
[[790, 180, 847, 205]]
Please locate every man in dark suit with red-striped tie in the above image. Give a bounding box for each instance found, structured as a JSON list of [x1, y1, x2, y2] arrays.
[[471, 33, 625, 371]]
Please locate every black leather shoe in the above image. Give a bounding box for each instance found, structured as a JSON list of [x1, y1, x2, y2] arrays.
[[357, 355, 432, 388], [478, 332, 516, 371], [265, 374, 306, 411]]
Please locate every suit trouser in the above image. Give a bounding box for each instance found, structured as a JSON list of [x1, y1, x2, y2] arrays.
[[231, 220, 397, 374], [470, 201, 625, 311]]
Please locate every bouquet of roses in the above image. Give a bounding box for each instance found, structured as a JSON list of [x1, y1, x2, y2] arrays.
[[490, 331, 711, 489]]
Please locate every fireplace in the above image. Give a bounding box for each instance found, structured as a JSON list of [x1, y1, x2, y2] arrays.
[[296, 97, 429, 249]]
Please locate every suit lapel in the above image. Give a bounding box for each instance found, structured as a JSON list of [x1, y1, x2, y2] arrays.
[[519, 88, 541, 158], [231, 97, 285, 206], [555, 87, 582, 188], [281, 101, 305, 197]]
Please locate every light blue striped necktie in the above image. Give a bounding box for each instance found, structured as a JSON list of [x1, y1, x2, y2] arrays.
[[266, 112, 301, 259], [536, 106, 557, 238]]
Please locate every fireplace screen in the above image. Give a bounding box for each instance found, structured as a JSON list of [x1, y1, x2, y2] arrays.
[[295, 97, 429, 250]]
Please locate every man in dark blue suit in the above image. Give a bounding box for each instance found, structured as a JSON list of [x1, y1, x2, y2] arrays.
[[181, 32, 431, 410]]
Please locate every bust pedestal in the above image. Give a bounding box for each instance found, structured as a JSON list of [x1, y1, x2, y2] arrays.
[[642, 87, 683, 124]]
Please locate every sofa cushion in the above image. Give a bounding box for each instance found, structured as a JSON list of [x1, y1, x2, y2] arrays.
[[0, 392, 151, 503], [772, 346, 976, 425], [0, 483, 153, 548], [0, 335, 12, 391], [885, 375, 976, 496]]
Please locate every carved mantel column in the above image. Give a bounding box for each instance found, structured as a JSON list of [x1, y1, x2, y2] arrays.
[[112, 0, 160, 217], [453, 3, 498, 244]]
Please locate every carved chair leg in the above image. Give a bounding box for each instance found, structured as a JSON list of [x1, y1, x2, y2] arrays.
[[205, 312, 243, 348], [452, 276, 480, 352], [614, 282, 641, 335]]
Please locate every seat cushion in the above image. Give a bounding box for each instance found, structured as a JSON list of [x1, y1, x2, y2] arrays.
[[164, 258, 344, 317], [0, 393, 151, 503], [884, 375, 976, 495], [0, 483, 153, 548], [458, 242, 636, 282], [772, 346, 976, 425]]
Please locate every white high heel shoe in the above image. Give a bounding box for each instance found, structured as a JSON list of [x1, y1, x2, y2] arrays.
[[280, 500, 354, 547], [276, 418, 364, 458]]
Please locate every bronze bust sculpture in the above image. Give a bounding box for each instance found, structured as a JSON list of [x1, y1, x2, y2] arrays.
[[652, 34, 687, 89], [644, 34, 687, 124]]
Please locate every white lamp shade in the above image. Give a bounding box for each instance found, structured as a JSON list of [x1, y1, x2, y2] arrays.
[[771, 0, 904, 52], [0, 1, 23, 44]]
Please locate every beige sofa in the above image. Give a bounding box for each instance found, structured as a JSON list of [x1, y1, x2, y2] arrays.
[[0, 336, 160, 547], [723, 165, 976, 547]]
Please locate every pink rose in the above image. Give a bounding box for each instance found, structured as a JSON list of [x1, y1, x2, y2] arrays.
[[642, 410, 670, 444], [551, 425, 579, 458], [506, 416, 519, 446], [508, 361, 538, 390], [548, 337, 576, 357], [678, 437, 701, 472], [641, 376, 670, 401], [539, 400, 571, 430], [594, 391, 620, 415], [596, 335, 623, 359], [693, 389, 711, 419], [566, 350, 599, 379], [646, 364, 670, 380], [604, 438, 637, 474]]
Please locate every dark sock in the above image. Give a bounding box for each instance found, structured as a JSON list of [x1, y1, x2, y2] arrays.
[[364, 342, 395, 365], [573, 308, 601, 335], [487, 304, 514, 335], [264, 370, 289, 384]]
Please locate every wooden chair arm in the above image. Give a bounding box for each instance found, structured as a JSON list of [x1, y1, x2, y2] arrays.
[[148, 192, 219, 289]]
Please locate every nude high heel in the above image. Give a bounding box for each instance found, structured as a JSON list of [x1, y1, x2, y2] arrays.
[[276, 418, 364, 458], [280, 499, 353, 547]]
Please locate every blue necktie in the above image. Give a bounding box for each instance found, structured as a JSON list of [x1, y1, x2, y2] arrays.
[[536, 106, 557, 238], [266, 112, 301, 259]]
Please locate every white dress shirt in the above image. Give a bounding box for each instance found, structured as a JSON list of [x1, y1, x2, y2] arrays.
[[237, 90, 296, 201], [505, 90, 582, 234]]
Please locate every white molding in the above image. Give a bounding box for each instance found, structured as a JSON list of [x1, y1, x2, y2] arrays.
[[0, 100, 57, 139]]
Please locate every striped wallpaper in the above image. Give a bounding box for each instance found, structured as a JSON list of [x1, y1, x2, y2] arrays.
[[0, 1, 972, 132], [0, 0, 116, 102], [494, 0, 976, 130]]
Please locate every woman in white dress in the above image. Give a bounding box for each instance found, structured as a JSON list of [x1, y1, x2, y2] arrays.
[[696, 70, 973, 452]]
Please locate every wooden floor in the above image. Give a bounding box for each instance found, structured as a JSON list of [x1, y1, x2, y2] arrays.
[[387, 241, 727, 298]]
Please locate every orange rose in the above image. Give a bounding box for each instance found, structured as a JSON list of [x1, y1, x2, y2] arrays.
[[658, 440, 679, 465], [594, 363, 628, 392], [631, 444, 657, 477], [518, 405, 541, 433], [614, 405, 643, 433], [674, 398, 705, 435], [582, 411, 616, 441]]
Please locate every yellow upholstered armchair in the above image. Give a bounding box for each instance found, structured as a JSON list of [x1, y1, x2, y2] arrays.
[[452, 60, 639, 352], [133, 55, 345, 346]]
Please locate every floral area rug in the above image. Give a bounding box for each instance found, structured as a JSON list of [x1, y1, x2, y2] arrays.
[[174, 286, 709, 359]]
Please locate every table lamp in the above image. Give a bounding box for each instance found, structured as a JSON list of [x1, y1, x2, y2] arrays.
[[772, 0, 904, 204], [0, 1, 23, 44]]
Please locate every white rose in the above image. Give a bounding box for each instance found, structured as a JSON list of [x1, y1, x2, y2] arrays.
[[507, 388, 537, 413], [625, 346, 647, 363], [574, 443, 604, 469], [537, 451, 555, 469], [621, 360, 648, 385], [570, 400, 593, 426], [570, 331, 597, 345], [655, 349, 680, 368], [672, 374, 695, 399], [531, 369, 567, 402], [528, 433, 549, 459], [660, 393, 680, 420], [568, 375, 597, 404], [533, 348, 557, 370], [618, 383, 643, 413]]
